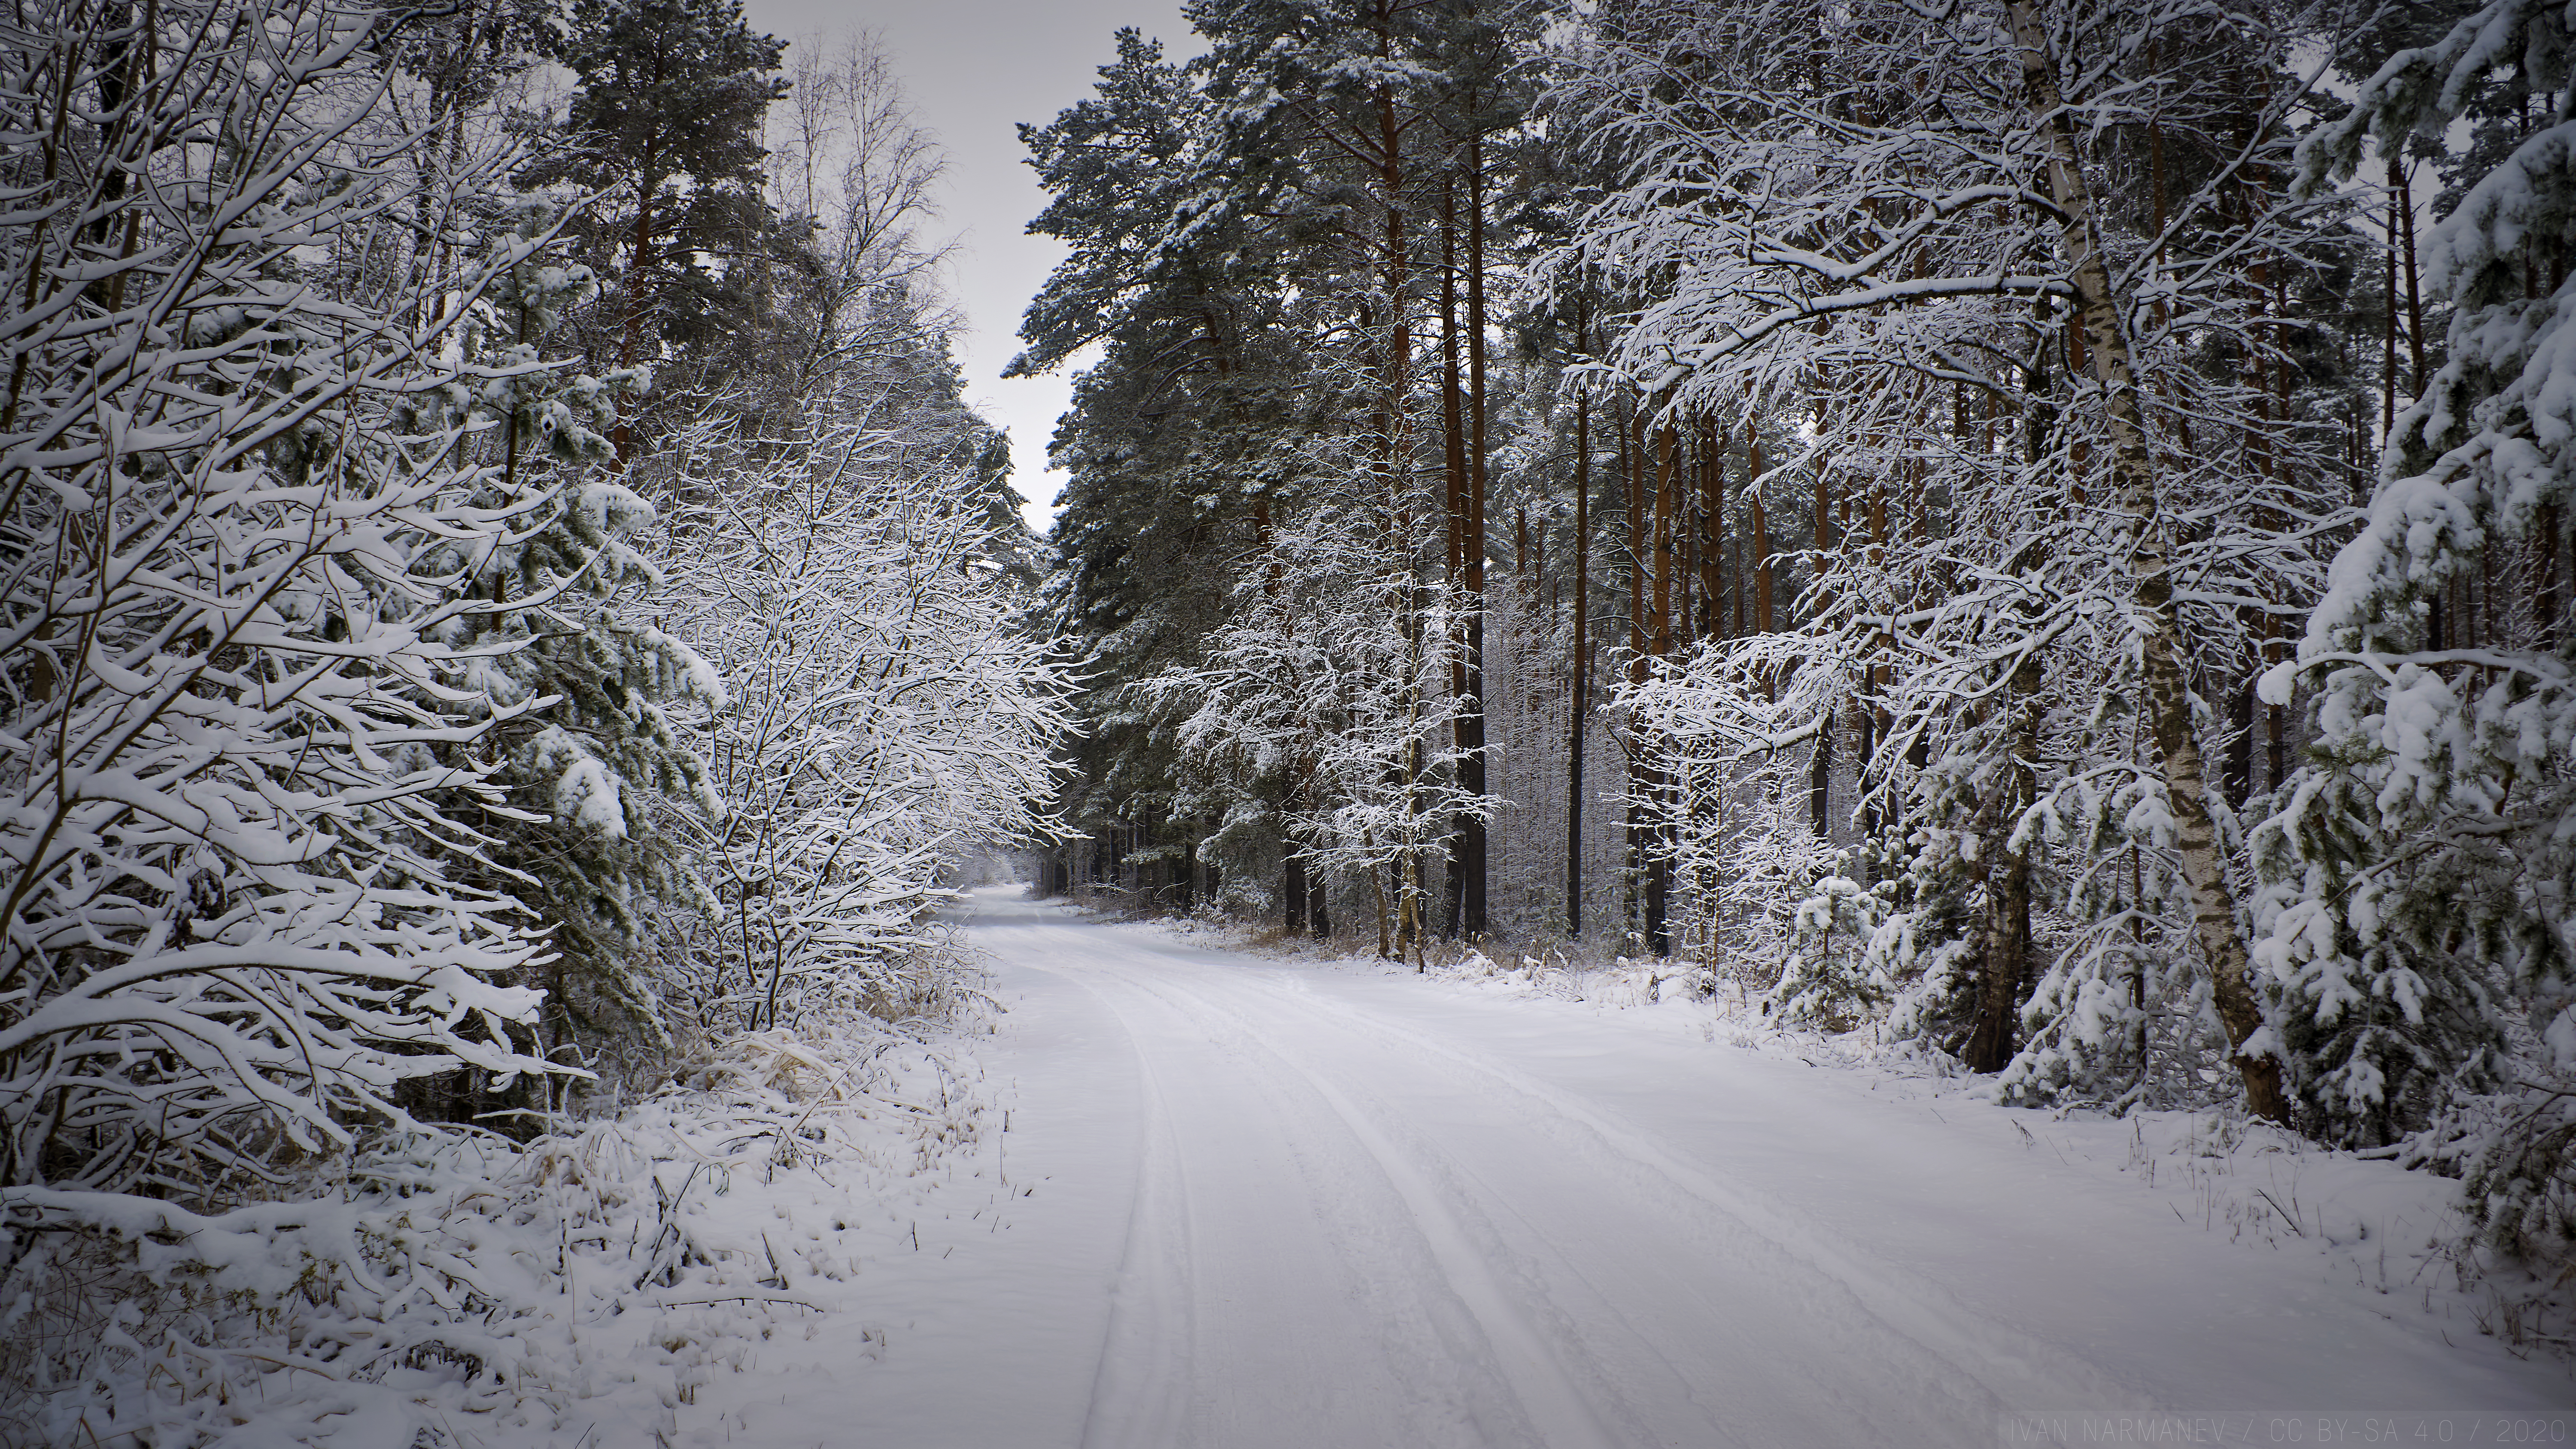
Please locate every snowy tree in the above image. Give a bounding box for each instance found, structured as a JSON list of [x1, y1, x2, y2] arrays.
[[1558, 0, 2374, 1116], [1775, 867, 1892, 1032], [0, 0, 588, 1206], [522, 0, 788, 456], [393, 197, 719, 1096], [1159, 502, 1497, 963], [1023, 4, 1558, 925], [0, 1, 1079, 1433], [2260, 0, 2576, 1277], [659, 412, 1073, 1029]]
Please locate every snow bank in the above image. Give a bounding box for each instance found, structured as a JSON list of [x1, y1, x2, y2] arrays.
[[0, 1013, 995, 1447]]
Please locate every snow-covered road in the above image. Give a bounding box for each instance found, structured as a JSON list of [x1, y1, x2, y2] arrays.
[[688, 892, 2571, 1448]]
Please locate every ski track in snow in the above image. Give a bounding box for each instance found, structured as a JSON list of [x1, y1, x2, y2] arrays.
[[683, 890, 2573, 1448]]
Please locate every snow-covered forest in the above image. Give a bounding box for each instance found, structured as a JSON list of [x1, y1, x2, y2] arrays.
[[0, 0, 1070, 1436], [6, 0, 2576, 1439], [1031, 0, 2576, 1361]]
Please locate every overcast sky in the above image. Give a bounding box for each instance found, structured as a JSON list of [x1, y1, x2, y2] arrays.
[[738, 0, 1195, 532]]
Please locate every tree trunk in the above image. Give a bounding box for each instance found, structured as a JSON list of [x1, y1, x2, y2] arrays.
[[1440, 181, 1470, 940], [1370, 832, 1391, 959], [1624, 398, 1647, 939], [1627, 402, 1647, 670], [2395, 158, 2425, 395], [1569, 373, 1590, 940], [617, 179, 650, 468], [1645, 421, 1677, 955], [1748, 427, 1774, 636], [2382, 170, 2400, 442], [1458, 114, 1491, 939], [2008, 0, 2288, 1123], [1965, 661, 2041, 1073], [1810, 713, 1832, 837]]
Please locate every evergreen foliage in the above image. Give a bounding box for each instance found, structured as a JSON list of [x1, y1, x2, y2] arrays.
[[2258, 0, 2576, 1281], [396, 200, 719, 1089], [520, 0, 791, 448]]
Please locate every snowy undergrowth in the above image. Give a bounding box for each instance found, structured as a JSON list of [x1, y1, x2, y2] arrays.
[[1140, 908, 2572, 1370], [0, 1014, 999, 1448]]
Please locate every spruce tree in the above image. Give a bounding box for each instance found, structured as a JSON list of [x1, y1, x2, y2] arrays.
[[406, 200, 723, 1095], [2263, 0, 2576, 1238], [523, 0, 788, 456]]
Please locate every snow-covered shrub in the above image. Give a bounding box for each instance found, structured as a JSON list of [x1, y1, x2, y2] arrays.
[[2464, 1079, 2576, 1280], [0, 0, 584, 1205], [0, 1009, 990, 1446], [0, 1131, 620, 1445], [659, 414, 1073, 1031], [1619, 639, 1831, 983], [2002, 905, 2217, 1112], [1997, 769, 2232, 1110]]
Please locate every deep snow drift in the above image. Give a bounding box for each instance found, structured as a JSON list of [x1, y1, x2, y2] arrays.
[[666, 889, 2570, 1447]]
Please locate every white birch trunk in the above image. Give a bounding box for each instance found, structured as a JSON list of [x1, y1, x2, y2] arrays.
[[2007, 0, 2289, 1123]]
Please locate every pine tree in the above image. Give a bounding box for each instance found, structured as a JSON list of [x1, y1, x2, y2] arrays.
[[1017, 27, 1316, 906], [523, 0, 788, 456]]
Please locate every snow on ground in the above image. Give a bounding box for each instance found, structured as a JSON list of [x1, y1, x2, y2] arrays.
[[674, 888, 2573, 1449], [25, 888, 2569, 1446], [1, 1019, 1005, 1448]]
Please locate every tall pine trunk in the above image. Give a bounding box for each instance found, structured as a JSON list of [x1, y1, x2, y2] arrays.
[[1645, 420, 1677, 954], [615, 182, 650, 467], [1459, 116, 1489, 939], [1440, 181, 1470, 939], [1569, 373, 1591, 939]]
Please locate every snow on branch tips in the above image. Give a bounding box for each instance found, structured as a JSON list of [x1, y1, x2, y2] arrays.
[[658, 414, 1077, 1032], [0, 0, 605, 1215]]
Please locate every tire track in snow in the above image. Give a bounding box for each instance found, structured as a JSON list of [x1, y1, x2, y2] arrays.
[[991, 905, 2149, 1445], [1030, 921, 1611, 1449], [1229, 967, 2158, 1418], [1129, 968, 1625, 1449], [1070, 965, 1199, 1449], [1249, 1063, 1622, 1449], [1090, 951, 2017, 1445]]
